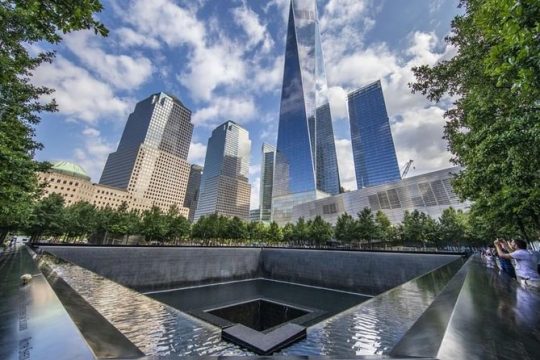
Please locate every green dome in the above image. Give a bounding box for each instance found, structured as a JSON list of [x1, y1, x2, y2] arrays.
[[51, 161, 91, 181]]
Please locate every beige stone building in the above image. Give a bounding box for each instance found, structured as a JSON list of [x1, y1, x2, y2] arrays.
[[38, 161, 155, 211]]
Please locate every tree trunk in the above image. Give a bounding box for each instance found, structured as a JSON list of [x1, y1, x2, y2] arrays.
[[0, 231, 8, 244]]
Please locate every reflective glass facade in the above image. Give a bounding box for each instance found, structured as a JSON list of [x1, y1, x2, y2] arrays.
[[348, 81, 400, 188], [273, 0, 340, 222], [315, 104, 341, 195], [195, 121, 251, 221], [184, 164, 203, 222], [260, 144, 275, 222]]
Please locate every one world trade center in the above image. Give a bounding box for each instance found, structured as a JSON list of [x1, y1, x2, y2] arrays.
[[272, 0, 341, 224]]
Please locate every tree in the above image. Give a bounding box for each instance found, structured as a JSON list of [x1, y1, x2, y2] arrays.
[[26, 194, 65, 242], [292, 217, 310, 244], [375, 211, 393, 242], [0, 1, 108, 242], [437, 207, 468, 247], [164, 205, 190, 244], [282, 223, 295, 244], [356, 208, 378, 247], [64, 201, 97, 241], [140, 206, 168, 243], [247, 221, 266, 242], [401, 210, 438, 247], [266, 221, 283, 244], [411, 0, 540, 241], [227, 216, 248, 242], [308, 216, 333, 246], [335, 212, 356, 244]]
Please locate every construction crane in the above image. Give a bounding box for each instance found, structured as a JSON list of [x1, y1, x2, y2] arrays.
[[401, 160, 414, 178]]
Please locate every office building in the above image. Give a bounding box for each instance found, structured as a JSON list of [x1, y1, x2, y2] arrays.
[[100, 92, 193, 215], [259, 144, 275, 222], [194, 121, 251, 221], [290, 167, 469, 226], [184, 164, 203, 222], [273, 0, 340, 224], [348, 81, 400, 188]]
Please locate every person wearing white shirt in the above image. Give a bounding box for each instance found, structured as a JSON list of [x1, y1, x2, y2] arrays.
[[494, 239, 540, 289]]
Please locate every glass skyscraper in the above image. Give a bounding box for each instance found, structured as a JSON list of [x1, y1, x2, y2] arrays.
[[194, 121, 251, 221], [259, 144, 275, 222], [184, 164, 203, 222], [273, 0, 340, 224], [100, 92, 193, 215], [348, 80, 400, 188]]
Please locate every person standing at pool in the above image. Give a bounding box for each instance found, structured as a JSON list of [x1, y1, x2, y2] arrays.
[[494, 239, 540, 289]]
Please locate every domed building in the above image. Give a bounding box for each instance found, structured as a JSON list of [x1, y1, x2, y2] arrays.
[[38, 161, 151, 210]]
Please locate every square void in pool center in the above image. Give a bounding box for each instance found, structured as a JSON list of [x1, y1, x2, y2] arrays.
[[208, 299, 309, 331], [147, 279, 370, 329]]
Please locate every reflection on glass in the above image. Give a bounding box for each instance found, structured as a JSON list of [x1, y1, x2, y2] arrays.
[[274, 0, 341, 222], [347, 81, 400, 188]]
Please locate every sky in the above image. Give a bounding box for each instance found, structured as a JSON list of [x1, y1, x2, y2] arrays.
[[33, 0, 461, 210]]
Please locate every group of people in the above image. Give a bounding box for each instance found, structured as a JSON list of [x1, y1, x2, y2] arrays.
[[482, 239, 540, 289]]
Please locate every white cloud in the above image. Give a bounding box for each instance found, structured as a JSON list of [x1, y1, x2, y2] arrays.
[[178, 41, 247, 101], [32, 56, 131, 124], [250, 176, 261, 210], [233, 3, 274, 52], [335, 139, 357, 191], [187, 142, 207, 165], [327, 86, 349, 121], [254, 55, 284, 93], [116, 27, 161, 49], [123, 0, 205, 47], [74, 128, 116, 181], [327, 44, 399, 89], [391, 106, 451, 177], [64, 31, 153, 90], [249, 164, 260, 177], [192, 97, 256, 127]]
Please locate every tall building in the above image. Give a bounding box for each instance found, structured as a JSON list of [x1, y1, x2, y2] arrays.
[[273, 0, 340, 224], [184, 164, 203, 222], [348, 81, 401, 188], [100, 92, 193, 215], [194, 121, 251, 221], [259, 144, 275, 222]]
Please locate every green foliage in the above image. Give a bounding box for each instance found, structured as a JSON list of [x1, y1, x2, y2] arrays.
[[375, 211, 393, 242], [308, 216, 333, 245], [227, 216, 248, 240], [334, 212, 356, 244], [163, 205, 189, 243], [266, 221, 283, 243], [356, 208, 378, 244], [401, 210, 439, 246], [0, 0, 108, 240], [411, 0, 540, 240], [140, 206, 168, 243], [437, 207, 468, 246], [281, 223, 295, 243], [292, 217, 310, 244], [64, 201, 97, 239], [247, 221, 266, 241], [26, 193, 65, 241]]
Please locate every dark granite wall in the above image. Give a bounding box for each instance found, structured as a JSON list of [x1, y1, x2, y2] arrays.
[[42, 246, 262, 292], [260, 249, 460, 294], [41, 246, 460, 294]]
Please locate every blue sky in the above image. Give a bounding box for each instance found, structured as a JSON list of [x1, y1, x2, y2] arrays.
[[33, 0, 460, 209]]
